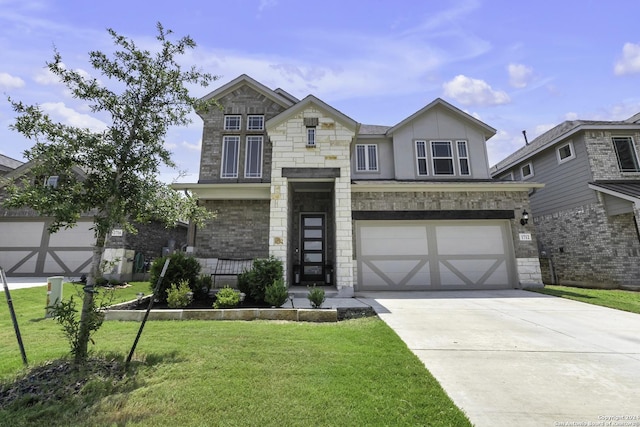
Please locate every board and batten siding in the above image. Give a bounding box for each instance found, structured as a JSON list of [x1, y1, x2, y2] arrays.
[[391, 106, 491, 180], [350, 137, 394, 180], [518, 135, 596, 217]]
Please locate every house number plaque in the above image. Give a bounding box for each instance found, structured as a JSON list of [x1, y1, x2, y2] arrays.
[[519, 233, 532, 241]]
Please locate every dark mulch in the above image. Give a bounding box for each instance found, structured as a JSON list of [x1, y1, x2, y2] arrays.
[[0, 357, 128, 409]]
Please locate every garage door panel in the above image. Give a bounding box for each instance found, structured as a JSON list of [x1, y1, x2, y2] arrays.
[[436, 225, 505, 255], [360, 225, 428, 256], [440, 259, 507, 286], [0, 222, 44, 247], [357, 220, 515, 291]]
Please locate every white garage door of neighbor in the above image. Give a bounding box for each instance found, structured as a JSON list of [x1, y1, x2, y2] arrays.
[[0, 220, 94, 276], [356, 220, 516, 290]]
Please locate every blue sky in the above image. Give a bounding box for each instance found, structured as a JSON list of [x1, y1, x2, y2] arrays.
[[1, 0, 640, 182]]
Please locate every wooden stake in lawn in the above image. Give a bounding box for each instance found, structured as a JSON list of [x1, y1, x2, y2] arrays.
[[1, 267, 28, 366], [126, 258, 170, 367]]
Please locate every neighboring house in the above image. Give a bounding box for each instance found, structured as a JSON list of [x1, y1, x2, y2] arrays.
[[173, 75, 543, 296], [0, 156, 186, 280], [491, 114, 640, 289]]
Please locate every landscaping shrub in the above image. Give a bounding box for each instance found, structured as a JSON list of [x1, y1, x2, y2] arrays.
[[166, 280, 193, 308], [264, 278, 289, 307], [149, 251, 201, 303], [307, 285, 326, 309], [245, 256, 283, 303], [213, 286, 240, 309], [237, 269, 253, 296]]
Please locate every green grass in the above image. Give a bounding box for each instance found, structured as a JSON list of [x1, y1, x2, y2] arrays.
[[1, 284, 470, 427], [530, 285, 640, 314]]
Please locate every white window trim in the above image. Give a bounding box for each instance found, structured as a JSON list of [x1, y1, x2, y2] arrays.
[[456, 140, 471, 176], [306, 127, 316, 147], [221, 136, 240, 178], [247, 115, 264, 131], [355, 144, 379, 172], [224, 115, 241, 131], [500, 171, 515, 181], [45, 175, 59, 188], [521, 162, 534, 179], [431, 140, 455, 175], [244, 136, 263, 178], [415, 140, 429, 176], [556, 141, 576, 164]]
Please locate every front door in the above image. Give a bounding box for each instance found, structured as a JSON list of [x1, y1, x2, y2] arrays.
[[301, 214, 325, 283]]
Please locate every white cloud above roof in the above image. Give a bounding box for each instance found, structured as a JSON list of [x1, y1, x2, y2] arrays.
[[40, 102, 107, 132], [614, 42, 640, 75], [442, 75, 510, 106]]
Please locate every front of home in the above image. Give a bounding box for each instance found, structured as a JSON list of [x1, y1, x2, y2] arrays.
[[174, 75, 544, 296], [491, 115, 640, 289]]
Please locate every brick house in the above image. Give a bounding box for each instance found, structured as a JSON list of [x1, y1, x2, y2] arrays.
[[174, 74, 544, 296], [0, 155, 187, 280], [490, 114, 640, 289]]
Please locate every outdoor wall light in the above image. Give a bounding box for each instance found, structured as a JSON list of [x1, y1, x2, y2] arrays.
[[520, 210, 529, 226]]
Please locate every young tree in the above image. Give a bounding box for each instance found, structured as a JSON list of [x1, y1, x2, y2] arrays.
[[3, 23, 216, 364]]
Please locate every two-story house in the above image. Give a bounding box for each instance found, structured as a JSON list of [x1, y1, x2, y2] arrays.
[[174, 74, 544, 297], [491, 115, 640, 289]]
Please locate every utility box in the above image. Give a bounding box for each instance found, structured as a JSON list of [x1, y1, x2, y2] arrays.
[[45, 276, 64, 318]]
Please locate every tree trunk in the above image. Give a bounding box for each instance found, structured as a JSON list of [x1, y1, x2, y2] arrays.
[[74, 230, 107, 364]]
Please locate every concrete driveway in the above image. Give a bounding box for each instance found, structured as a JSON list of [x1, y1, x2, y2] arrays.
[[357, 290, 640, 427]]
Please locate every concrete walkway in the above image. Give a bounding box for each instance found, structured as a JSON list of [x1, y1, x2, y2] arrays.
[[0, 276, 50, 291], [357, 290, 640, 427]]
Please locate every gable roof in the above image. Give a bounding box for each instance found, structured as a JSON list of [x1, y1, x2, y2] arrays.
[[491, 115, 640, 175], [266, 94, 358, 131], [199, 74, 296, 110], [1, 158, 87, 187], [386, 98, 496, 139], [0, 154, 24, 172]]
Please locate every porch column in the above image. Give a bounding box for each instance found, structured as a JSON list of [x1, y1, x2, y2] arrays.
[[334, 176, 354, 297], [269, 175, 289, 281]]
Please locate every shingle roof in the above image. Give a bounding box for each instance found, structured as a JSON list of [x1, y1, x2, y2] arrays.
[[359, 124, 391, 135], [0, 154, 24, 171], [491, 116, 640, 175], [589, 180, 640, 199]]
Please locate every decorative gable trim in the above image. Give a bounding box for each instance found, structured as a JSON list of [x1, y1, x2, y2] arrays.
[[266, 95, 358, 132], [198, 74, 295, 110]]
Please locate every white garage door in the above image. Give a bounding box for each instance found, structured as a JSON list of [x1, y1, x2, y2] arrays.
[[0, 220, 94, 277], [356, 220, 516, 290]]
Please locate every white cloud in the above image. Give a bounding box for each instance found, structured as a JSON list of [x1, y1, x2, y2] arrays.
[[534, 123, 555, 137], [258, 0, 278, 12], [614, 42, 640, 75], [182, 140, 201, 152], [34, 67, 60, 85], [442, 75, 510, 106], [0, 72, 25, 89], [40, 102, 107, 132], [507, 63, 533, 88], [564, 112, 579, 120]]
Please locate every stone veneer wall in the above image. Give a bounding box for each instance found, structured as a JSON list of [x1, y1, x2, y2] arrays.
[[267, 105, 355, 296], [534, 201, 640, 288], [195, 199, 270, 259], [584, 130, 640, 181], [351, 190, 543, 287]]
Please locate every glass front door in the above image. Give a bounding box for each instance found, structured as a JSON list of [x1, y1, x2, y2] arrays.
[[301, 214, 325, 283]]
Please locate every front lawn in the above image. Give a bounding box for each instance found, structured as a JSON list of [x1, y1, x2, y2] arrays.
[[1, 283, 470, 426], [530, 285, 640, 314]]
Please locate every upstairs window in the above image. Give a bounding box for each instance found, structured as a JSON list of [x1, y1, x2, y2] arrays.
[[431, 141, 454, 175], [245, 136, 263, 178], [247, 115, 264, 131], [44, 175, 59, 188], [415, 140, 428, 175], [306, 127, 316, 147], [221, 136, 240, 178], [612, 136, 640, 172], [355, 144, 378, 172], [521, 162, 534, 179], [556, 141, 575, 164], [224, 115, 241, 131], [457, 140, 470, 175]]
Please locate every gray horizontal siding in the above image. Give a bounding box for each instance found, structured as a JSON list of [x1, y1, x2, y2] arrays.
[[527, 135, 597, 217]]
